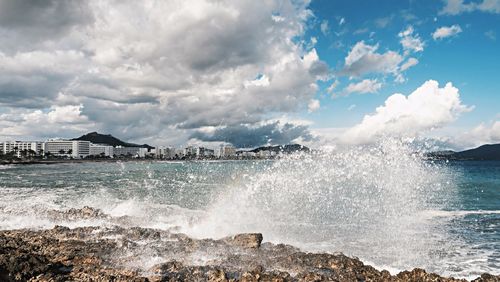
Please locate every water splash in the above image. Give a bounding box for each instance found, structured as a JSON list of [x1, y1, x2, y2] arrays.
[[183, 138, 457, 273], [1, 139, 498, 278]]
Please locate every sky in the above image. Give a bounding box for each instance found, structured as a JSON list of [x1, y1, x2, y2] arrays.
[[0, 0, 498, 150]]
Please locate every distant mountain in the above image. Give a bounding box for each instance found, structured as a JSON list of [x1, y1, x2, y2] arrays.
[[244, 144, 310, 154], [73, 132, 154, 149], [427, 144, 500, 160], [452, 144, 500, 160]]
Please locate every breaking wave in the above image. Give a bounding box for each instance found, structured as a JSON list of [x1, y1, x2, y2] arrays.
[[0, 138, 498, 279]]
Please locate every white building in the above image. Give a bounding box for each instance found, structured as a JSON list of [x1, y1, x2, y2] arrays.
[[203, 148, 215, 157], [114, 146, 149, 158], [237, 151, 256, 158], [218, 145, 236, 158], [256, 150, 276, 158], [156, 146, 177, 159], [89, 144, 114, 157], [184, 146, 197, 157], [44, 140, 90, 158], [0, 141, 43, 157], [195, 147, 215, 158]]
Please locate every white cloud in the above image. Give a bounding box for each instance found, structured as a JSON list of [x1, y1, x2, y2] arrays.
[[432, 25, 462, 40], [353, 28, 369, 35], [320, 20, 329, 35], [340, 80, 472, 144], [398, 26, 424, 53], [342, 41, 403, 77], [326, 79, 339, 94], [374, 16, 392, 28], [454, 121, 500, 148], [343, 79, 382, 95], [0, 0, 325, 145], [308, 99, 320, 113], [400, 58, 419, 72], [485, 30, 496, 40], [0, 105, 93, 139], [440, 0, 500, 15], [347, 104, 356, 111]]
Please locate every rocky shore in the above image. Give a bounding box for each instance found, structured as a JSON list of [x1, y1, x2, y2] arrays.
[[1, 207, 499, 282]]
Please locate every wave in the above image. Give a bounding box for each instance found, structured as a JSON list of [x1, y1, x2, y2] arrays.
[[0, 138, 498, 278]]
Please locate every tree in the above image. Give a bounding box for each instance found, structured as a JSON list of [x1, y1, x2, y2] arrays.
[[67, 149, 73, 155], [27, 149, 36, 159], [59, 149, 66, 155]]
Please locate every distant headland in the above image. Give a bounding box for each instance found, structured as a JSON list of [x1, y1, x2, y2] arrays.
[[426, 144, 500, 161]]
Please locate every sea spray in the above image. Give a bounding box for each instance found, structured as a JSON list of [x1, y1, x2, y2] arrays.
[[182, 138, 457, 272], [2, 139, 498, 278]]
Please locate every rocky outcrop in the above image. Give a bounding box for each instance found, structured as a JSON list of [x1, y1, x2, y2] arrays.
[[1, 225, 499, 282], [0, 208, 498, 282], [46, 206, 110, 221], [223, 233, 263, 249]]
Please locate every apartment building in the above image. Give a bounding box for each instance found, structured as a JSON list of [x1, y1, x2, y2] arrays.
[[44, 140, 90, 158], [89, 144, 114, 157], [0, 141, 43, 157]]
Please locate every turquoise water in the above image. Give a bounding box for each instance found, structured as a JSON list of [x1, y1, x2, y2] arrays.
[[0, 156, 499, 278]]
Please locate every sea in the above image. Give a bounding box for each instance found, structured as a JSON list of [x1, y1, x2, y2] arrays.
[[0, 141, 499, 279]]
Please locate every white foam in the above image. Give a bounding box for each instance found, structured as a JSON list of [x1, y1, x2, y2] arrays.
[[1, 139, 498, 278], [421, 209, 500, 218]]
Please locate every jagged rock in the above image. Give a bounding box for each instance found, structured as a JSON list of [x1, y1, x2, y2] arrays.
[[47, 206, 109, 221], [472, 273, 500, 282], [0, 223, 498, 282], [223, 233, 263, 249]]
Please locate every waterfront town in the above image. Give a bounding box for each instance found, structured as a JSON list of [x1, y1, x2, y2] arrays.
[[0, 136, 308, 162]]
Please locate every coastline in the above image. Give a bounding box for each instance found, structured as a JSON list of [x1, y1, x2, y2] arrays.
[[1, 207, 499, 282], [0, 158, 271, 166], [2, 158, 499, 167]]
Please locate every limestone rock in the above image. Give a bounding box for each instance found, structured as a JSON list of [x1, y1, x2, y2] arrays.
[[223, 233, 263, 249], [0, 223, 498, 282]]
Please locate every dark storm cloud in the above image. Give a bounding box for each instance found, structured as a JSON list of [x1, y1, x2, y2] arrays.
[[191, 122, 315, 148], [0, 71, 71, 108], [0, 0, 93, 38]]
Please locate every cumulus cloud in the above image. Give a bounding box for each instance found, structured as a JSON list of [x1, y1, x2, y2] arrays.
[[0, 0, 327, 145], [0, 105, 93, 139], [400, 58, 419, 72], [340, 80, 472, 144], [440, 0, 500, 15], [453, 121, 500, 148], [432, 25, 462, 40], [341, 41, 403, 77], [308, 99, 320, 112], [190, 121, 315, 148], [398, 26, 424, 53], [343, 79, 382, 95]]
